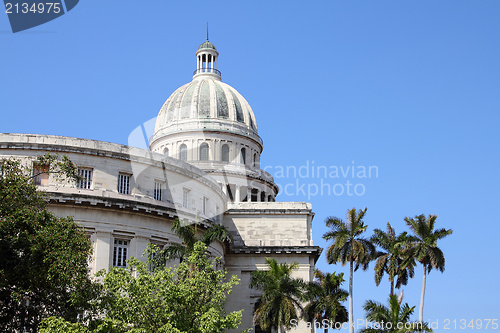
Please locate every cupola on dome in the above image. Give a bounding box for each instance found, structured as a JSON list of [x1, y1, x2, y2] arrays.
[[198, 40, 217, 51]]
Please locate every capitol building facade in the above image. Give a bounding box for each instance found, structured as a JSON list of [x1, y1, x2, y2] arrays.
[[0, 39, 321, 332]]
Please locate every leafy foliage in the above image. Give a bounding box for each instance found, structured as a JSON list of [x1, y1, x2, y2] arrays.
[[41, 242, 246, 333], [0, 156, 94, 332], [303, 269, 348, 331], [371, 223, 415, 295], [360, 294, 432, 333], [152, 218, 232, 267], [250, 258, 306, 333], [323, 207, 376, 333], [404, 214, 453, 322], [323, 208, 375, 270], [403, 215, 452, 273]]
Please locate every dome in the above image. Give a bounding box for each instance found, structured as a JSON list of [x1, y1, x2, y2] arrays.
[[152, 79, 258, 137], [148, 39, 275, 203], [198, 40, 217, 51], [150, 39, 262, 151]]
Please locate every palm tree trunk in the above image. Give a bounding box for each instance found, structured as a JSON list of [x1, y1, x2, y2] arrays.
[[349, 258, 354, 333], [390, 278, 394, 296], [419, 265, 427, 323]]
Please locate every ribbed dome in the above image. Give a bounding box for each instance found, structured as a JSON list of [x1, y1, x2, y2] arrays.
[[198, 40, 217, 51], [153, 79, 258, 134]]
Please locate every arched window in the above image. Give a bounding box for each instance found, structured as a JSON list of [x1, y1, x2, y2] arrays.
[[164, 147, 169, 157], [179, 144, 187, 161], [200, 143, 209, 161], [253, 153, 257, 167], [221, 144, 230, 162], [240, 148, 246, 165]]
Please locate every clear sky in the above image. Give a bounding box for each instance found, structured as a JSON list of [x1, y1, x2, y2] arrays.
[[2, 1, 499, 332]]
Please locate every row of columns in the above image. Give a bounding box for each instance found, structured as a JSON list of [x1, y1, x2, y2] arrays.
[[222, 184, 273, 203], [162, 140, 260, 167], [197, 53, 217, 73]]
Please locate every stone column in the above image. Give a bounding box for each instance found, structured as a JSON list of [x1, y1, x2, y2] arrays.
[[93, 231, 112, 274], [235, 185, 241, 202]]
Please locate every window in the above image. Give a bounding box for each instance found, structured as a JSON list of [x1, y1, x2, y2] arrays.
[[77, 168, 93, 189], [253, 153, 257, 167], [33, 164, 49, 186], [182, 188, 190, 208], [203, 196, 208, 215], [199, 143, 209, 161], [179, 144, 187, 161], [113, 239, 128, 267], [240, 148, 246, 165], [154, 181, 163, 201], [118, 173, 131, 194], [164, 147, 169, 156], [221, 144, 229, 162]]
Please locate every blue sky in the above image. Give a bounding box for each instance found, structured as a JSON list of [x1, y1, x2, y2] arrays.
[[2, 0, 499, 331]]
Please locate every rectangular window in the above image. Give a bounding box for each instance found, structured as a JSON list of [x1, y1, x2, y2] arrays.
[[154, 181, 163, 201], [113, 239, 128, 267], [182, 188, 190, 208], [203, 196, 208, 215], [33, 164, 49, 186], [76, 168, 93, 189], [118, 173, 131, 194]]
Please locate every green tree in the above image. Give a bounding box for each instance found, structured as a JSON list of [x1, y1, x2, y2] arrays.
[[250, 258, 306, 333], [303, 269, 348, 333], [322, 207, 375, 333], [41, 242, 245, 333], [0, 156, 94, 332], [371, 223, 415, 296], [360, 294, 432, 333], [404, 214, 452, 323]]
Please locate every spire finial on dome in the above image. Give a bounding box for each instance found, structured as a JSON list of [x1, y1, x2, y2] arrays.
[[194, 28, 221, 80]]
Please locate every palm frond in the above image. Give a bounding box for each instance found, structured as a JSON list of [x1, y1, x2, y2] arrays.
[[200, 224, 232, 246]]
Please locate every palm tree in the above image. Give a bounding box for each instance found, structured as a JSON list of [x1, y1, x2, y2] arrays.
[[303, 269, 348, 333], [156, 218, 232, 264], [250, 258, 306, 333], [322, 207, 376, 333], [360, 293, 432, 332], [371, 223, 415, 296], [404, 214, 453, 323]]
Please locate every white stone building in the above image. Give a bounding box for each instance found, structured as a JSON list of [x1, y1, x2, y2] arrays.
[[0, 39, 321, 332]]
